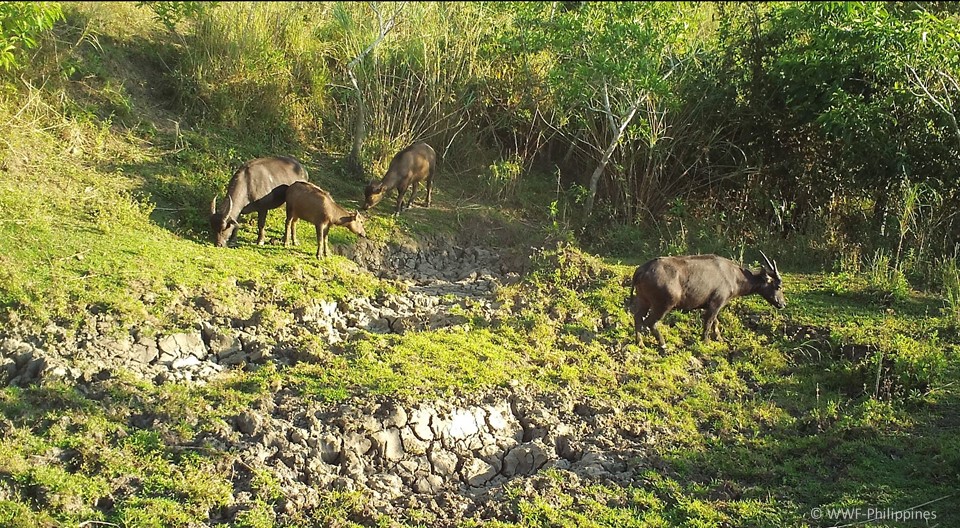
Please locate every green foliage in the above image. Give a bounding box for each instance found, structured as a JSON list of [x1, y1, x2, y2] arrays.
[[484, 155, 524, 200], [0, 1, 62, 71], [713, 2, 960, 261], [136, 1, 217, 32], [865, 249, 911, 304], [494, 2, 687, 118], [941, 256, 960, 327], [2, 3, 960, 526]]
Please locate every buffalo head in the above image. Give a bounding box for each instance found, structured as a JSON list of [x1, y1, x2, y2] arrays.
[[758, 250, 786, 309], [362, 180, 386, 211], [209, 196, 238, 247]]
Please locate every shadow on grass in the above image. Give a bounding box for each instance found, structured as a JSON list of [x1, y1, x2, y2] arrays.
[[657, 361, 960, 526]]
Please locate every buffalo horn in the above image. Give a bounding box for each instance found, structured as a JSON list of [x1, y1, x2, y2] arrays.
[[759, 250, 780, 279]]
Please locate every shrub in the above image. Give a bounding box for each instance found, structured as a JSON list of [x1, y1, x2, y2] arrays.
[[0, 2, 63, 71]]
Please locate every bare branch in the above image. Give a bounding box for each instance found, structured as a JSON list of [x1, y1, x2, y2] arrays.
[[906, 63, 960, 150], [348, 3, 404, 71], [602, 80, 617, 134], [583, 93, 645, 218]]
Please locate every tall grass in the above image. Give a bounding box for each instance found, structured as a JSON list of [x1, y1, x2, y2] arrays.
[[162, 2, 495, 179], [866, 249, 910, 304], [172, 2, 333, 147], [941, 253, 960, 327]]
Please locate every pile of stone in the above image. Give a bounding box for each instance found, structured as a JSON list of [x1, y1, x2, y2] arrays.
[[0, 237, 523, 387], [203, 385, 649, 526]]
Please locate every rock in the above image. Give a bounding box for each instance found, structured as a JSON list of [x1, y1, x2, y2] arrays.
[[235, 411, 262, 436], [342, 432, 372, 457], [444, 408, 481, 442], [369, 473, 404, 500], [242, 339, 270, 363], [171, 355, 201, 370], [372, 428, 404, 462], [132, 337, 159, 364], [317, 434, 342, 464], [485, 403, 515, 432], [365, 317, 392, 334], [22, 356, 46, 381], [377, 403, 408, 429], [462, 458, 498, 488], [409, 407, 436, 441], [413, 474, 444, 494], [501, 441, 550, 477], [100, 336, 133, 355], [0, 357, 16, 383], [400, 427, 429, 456], [208, 332, 241, 357], [428, 449, 458, 477], [157, 331, 206, 360]]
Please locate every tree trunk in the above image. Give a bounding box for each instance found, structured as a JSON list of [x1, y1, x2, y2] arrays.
[[583, 98, 642, 219], [347, 68, 367, 178], [345, 3, 403, 178]]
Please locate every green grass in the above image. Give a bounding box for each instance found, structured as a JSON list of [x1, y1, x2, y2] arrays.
[[3, 102, 958, 522], [0, 3, 958, 526]]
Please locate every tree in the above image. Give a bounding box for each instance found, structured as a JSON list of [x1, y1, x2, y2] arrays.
[[0, 2, 63, 71], [489, 2, 697, 220]]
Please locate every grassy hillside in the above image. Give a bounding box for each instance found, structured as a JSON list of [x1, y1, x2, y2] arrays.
[[1, 2, 959, 527]]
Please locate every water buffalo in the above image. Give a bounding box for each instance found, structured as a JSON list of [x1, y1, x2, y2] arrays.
[[209, 156, 308, 247], [629, 252, 786, 348], [362, 142, 437, 214], [283, 181, 366, 259]]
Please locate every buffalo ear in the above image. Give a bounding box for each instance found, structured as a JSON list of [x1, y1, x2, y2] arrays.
[[226, 218, 238, 227], [339, 214, 357, 224]]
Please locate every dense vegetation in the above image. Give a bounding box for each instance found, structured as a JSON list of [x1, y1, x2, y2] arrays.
[[0, 2, 958, 527]]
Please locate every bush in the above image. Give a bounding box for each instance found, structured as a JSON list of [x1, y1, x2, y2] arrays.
[[941, 256, 960, 327], [0, 2, 63, 71]]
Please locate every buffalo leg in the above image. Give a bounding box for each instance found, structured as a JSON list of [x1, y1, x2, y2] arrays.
[[701, 310, 713, 342], [283, 207, 297, 247], [322, 224, 331, 258], [643, 305, 671, 349], [425, 172, 433, 207], [632, 298, 650, 346], [702, 304, 724, 342], [406, 181, 419, 210], [256, 210, 268, 245], [394, 188, 406, 215], [317, 224, 327, 260]]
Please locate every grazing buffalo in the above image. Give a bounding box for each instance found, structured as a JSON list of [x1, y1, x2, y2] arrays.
[[629, 252, 786, 348], [209, 156, 308, 247], [283, 181, 366, 259], [362, 142, 437, 215]]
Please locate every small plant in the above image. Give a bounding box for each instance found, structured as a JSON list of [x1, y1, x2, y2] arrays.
[[483, 155, 523, 201], [136, 1, 217, 33], [835, 243, 862, 274], [0, 2, 63, 71], [942, 256, 960, 327], [663, 219, 689, 256], [865, 249, 910, 304]]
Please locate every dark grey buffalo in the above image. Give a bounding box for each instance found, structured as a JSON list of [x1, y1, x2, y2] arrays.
[[629, 252, 786, 348], [362, 142, 437, 215], [209, 156, 308, 247]]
